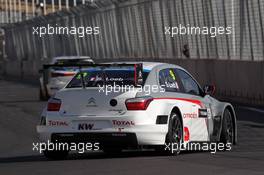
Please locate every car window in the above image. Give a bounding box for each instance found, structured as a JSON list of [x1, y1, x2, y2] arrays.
[[176, 69, 200, 96], [159, 68, 182, 92]]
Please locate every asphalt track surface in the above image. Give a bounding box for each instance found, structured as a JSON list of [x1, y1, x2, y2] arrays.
[[0, 80, 264, 175]]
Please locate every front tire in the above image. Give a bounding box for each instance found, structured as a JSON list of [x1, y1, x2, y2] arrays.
[[39, 84, 48, 101], [39, 87, 45, 101]]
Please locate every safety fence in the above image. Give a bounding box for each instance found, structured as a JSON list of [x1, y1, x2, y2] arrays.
[[2, 0, 264, 62]]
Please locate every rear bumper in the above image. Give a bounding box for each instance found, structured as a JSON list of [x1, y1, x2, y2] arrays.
[[37, 124, 167, 145]]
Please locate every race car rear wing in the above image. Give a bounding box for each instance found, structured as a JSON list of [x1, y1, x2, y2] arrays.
[[41, 63, 143, 88]]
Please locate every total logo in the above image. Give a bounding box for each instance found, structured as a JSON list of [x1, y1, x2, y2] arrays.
[[112, 120, 135, 126], [48, 120, 69, 126]]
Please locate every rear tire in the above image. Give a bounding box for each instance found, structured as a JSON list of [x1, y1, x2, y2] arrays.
[[155, 112, 183, 155], [167, 112, 183, 155], [39, 87, 45, 101], [43, 150, 69, 160], [220, 109, 234, 149], [39, 85, 48, 101]]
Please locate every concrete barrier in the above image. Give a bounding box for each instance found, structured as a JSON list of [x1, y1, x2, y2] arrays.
[[170, 59, 264, 106], [0, 61, 3, 77], [4, 60, 22, 78], [1, 58, 263, 107], [0, 59, 42, 83]]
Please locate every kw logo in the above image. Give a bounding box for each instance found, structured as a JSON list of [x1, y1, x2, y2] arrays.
[[78, 123, 94, 130]]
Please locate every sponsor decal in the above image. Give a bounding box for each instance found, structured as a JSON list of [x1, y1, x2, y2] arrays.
[[76, 72, 88, 80], [169, 69, 176, 80], [90, 75, 103, 81], [199, 108, 208, 118], [134, 64, 143, 86], [165, 81, 179, 89], [107, 77, 124, 81], [48, 120, 69, 126], [183, 113, 198, 118], [184, 127, 190, 141], [112, 120, 135, 126], [78, 123, 94, 130]]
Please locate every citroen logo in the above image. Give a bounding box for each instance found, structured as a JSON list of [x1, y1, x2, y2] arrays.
[[86, 97, 97, 107]]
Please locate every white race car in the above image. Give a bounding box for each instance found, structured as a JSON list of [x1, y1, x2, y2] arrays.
[[37, 62, 237, 159], [39, 56, 94, 100]]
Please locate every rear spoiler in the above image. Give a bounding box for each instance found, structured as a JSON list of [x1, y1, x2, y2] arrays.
[[41, 63, 143, 88]]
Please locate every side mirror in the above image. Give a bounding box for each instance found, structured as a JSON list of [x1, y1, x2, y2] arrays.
[[204, 85, 216, 95]]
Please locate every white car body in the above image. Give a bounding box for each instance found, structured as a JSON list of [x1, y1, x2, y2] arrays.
[[37, 62, 237, 152], [39, 56, 94, 99]]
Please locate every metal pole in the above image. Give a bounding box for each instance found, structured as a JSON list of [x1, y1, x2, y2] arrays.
[[13, 0, 16, 22], [18, 0, 21, 21], [5, 0, 8, 23], [66, 0, 69, 10], [25, 0, 28, 20], [9, 0, 12, 23], [43, 0, 46, 15], [52, 0, 55, 12], [231, 0, 236, 59], [1, 0, 4, 23], [74, 0, 77, 7], [32, 0, 35, 17], [0, 0, 2, 23], [59, 0, 62, 10]]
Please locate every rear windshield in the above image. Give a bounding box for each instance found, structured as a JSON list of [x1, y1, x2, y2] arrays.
[[66, 67, 150, 88]]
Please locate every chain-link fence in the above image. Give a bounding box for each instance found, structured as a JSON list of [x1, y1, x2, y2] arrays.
[[3, 0, 264, 62]]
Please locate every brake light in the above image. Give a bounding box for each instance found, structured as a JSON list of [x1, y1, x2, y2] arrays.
[[47, 98, 61, 111], [51, 72, 75, 77], [125, 97, 153, 110]]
